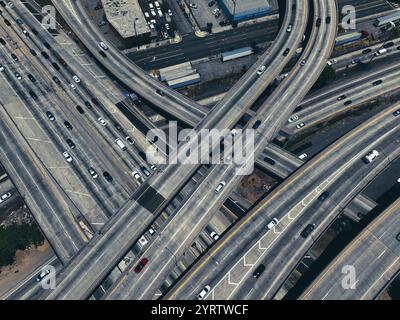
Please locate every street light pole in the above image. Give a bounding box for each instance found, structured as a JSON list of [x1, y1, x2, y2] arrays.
[[232, 0, 237, 23]]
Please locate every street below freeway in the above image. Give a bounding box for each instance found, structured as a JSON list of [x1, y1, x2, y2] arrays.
[[300, 197, 400, 300], [165, 101, 400, 300]]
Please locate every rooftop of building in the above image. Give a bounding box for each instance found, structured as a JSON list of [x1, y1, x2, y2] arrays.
[[221, 0, 271, 14]]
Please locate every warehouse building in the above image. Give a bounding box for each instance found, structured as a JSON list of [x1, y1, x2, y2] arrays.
[[218, 0, 272, 22], [102, 0, 151, 47]]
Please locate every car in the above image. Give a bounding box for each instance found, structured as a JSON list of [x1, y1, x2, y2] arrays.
[[41, 51, 49, 59], [256, 65, 266, 76], [252, 264, 266, 278], [11, 53, 18, 61], [148, 227, 155, 235], [98, 20, 106, 27], [112, 123, 122, 131], [3, 18, 11, 26], [16, 18, 23, 25], [52, 62, 60, 71], [63, 151, 73, 162], [157, 9, 163, 17], [103, 171, 113, 182], [91, 97, 100, 105], [99, 41, 108, 51], [265, 218, 279, 230], [64, 121, 72, 130], [165, 23, 170, 30], [264, 157, 275, 165], [94, 4, 102, 10], [300, 59, 307, 66], [46, 111, 55, 121], [0, 64, 5, 72], [396, 232, 400, 242], [99, 50, 107, 58], [362, 48, 372, 54], [288, 115, 299, 123], [296, 122, 305, 129], [58, 57, 67, 66], [70, 83, 76, 90], [189, 3, 197, 8], [52, 76, 61, 84], [98, 117, 107, 126], [393, 109, 400, 117], [36, 269, 51, 282], [198, 285, 211, 300], [252, 120, 261, 129], [0, 38, 5, 45], [154, 1, 160, 8], [326, 16, 331, 24], [298, 153, 308, 160], [29, 91, 38, 100], [351, 58, 360, 64], [7, 1, 13, 8], [134, 258, 148, 273], [363, 150, 379, 164], [372, 80, 382, 86], [88, 167, 98, 178], [210, 231, 219, 241], [0, 1, 5, 7], [337, 94, 346, 101], [0, 192, 12, 203], [397, 46, 400, 51], [150, 164, 157, 171], [318, 191, 329, 201], [66, 139, 76, 149], [14, 72, 22, 80], [22, 29, 29, 36], [230, 128, 238, 136], [375, 48, 387, 56], [344, 100, 352, 106], [212, 8, 220, 15], [286, 24, 292, 32], [383, 41, 394, 49], [141, 166, 151, 177], [283, 48, 290, 56], [29, 48, 37, 56], [208, 0, 215, 6], [132, 171, 142, 181], [125, 136, 134, 145], [43, 42, 51, 50], [156, 89, 165, 96], [215, 181, 226, 193], [167, 9, 173, 16], [151, 9, 156, 16], [327, 59, 337, 66], [84, 101, 93, 109], [300, 224, 315, 238], [316, 18, 321, 27], [72, 75, 80, 83], [76, 105, 84, 114]]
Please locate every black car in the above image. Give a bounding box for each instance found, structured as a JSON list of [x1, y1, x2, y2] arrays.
[[66, 139, 76, 149], [156, 89, 165, 96], [29, 90, 38, 100], [52, 62, 60, 71], [337, 94, 346, 101], [16, 18, 23, 25], [99, 50, 107, 58], [91, 97, 100, 105], [4, 18, 11, 26], [103, 171, 113, 182], [28, 74, 36, 82], [64, 121, 73, 130], [114, 122, 122, 131], [0, 1, 5, 7], [11, 53, 18, 61], [283, 48, 290, 56], [372, 79, 382, 86], [326, 16, 331, 24], [383, 41, 394, 49], [362, 48, 372, 54], [344, 100, 352, 106], [300, 224, 315, 238], [43, 42, 51, 50], [29, 48, 37, 56], [264, 157, 275, 165], [316, 18, 321, 27], [393, 109, 400, 117], [396, 232, 400, 242], [84, 101, 93, 109], [208, 1, 215, 7], [0, 37, 5, 45], [41, 51, 49, 59], [397, 46, 400, 51], [318, 191, 329, 201], [252, 264, 266, 278], [252, 120, 261, 129], [75, 105, 85, 114], [52, 76, 61, 85], [294, 106, 303, 113], [31, 28, 38, 35], [58, 57, 67, 66]]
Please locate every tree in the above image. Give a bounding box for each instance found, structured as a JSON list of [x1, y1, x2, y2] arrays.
[[313, 65, 336, 89]]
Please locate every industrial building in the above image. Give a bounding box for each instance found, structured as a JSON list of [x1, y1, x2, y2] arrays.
[[373, 11, 400, 27], [218, 0, 272, 22], [102, 0, 151, 47], [158, 62, 201, 89]]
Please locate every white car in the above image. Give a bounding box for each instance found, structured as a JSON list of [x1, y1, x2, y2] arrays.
[[132, 171, 142, 181], [257, 65, 266, 76], [22, 29, 28, 35], [212, 8, 220, 15], [148, 227, 155, 235], [70, 83, 76, 90], [14, 72, 22, 80], [296, 122, 305, 129], [210, 231, 219, 241], [88, 167, 98, 179], [198, 285, 211, 300], [150, 164, 157, 171], [149, 3, 154, 9], [98, 117, 107, 126], [286, 24, 292, 32], [72, 75, 80, 83], [36, 269, 51, 282], [158, 9, 163, 17], [298, 153, 308, 160], [189, 3, 197, 8], [7, 2, 14, 8], [327, 59, 337, 65], [230, 128, 238, 136], [288, 115, 299, 123], [167, 9, 173, 16], [0, 192, 12, 204], [151, 9, 156, 16], [363, 150, 379, 163], [215, 181, 226, 193], [0, 64, 4, 72], [99, 41, 108, 51], [63, 151, 73, 162], [265, 218, 279, 230], [375, 48, 387, 56], [125, 136, 134, 145], [154, 1, 160, 8]]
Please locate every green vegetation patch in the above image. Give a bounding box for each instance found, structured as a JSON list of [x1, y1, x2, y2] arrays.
[[0, 223, 44, 268]]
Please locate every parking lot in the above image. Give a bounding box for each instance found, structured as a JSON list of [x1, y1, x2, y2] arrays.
[[186, 0, 230, 32]]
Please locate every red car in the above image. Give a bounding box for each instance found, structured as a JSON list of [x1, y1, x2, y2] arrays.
[[134, 258, 148, 273]]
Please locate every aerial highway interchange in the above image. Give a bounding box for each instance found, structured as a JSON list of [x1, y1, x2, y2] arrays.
[[0, 0, 399, 305]]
